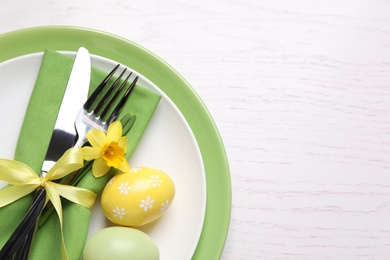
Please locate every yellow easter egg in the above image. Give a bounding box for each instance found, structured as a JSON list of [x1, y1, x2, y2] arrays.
[[101, 167, 175, 226]]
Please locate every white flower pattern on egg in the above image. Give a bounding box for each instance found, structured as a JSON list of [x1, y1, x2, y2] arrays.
[[148, 175, 162, 188], [106, 176, 116, 186], [140, 196, 154, 212], [160, 199, 170, 212], [129, 167, 142, 173], [118, 181, 132, 195], [112, 206, 126, 219]]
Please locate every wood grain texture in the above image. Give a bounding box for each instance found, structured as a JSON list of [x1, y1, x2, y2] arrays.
[[2, 0, 390, 259]]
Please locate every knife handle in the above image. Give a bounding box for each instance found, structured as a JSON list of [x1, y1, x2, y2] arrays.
[[14, 225, 35, 260], [0, 188, 46, 259]]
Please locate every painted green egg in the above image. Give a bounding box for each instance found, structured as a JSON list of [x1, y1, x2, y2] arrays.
[[82, 227, 159, 260]]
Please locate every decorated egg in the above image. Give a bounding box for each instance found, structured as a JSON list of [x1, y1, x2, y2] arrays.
[[101, 167, 175, 226], [82, 227, 159, 260]]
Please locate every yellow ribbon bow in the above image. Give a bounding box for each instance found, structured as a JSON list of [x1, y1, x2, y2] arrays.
[[0, 147, 97, 260]]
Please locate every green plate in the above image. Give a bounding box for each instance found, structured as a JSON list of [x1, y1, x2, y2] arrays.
[[0, 26, 231, 259]]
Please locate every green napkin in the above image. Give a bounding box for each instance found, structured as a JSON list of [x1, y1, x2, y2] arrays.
[[0, 49, 161, 259]]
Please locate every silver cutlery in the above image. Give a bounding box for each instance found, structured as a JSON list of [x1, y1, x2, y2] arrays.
[[73, 64, 138, 148], [0, 54, 138, 259], [0, 46, 91, 259]]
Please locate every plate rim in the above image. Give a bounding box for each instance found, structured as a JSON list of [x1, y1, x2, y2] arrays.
[[0, 26, 231, 259]]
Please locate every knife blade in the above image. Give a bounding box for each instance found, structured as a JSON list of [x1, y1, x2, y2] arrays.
[[42, 47, 91, 174], [0, 47, 91, 259]]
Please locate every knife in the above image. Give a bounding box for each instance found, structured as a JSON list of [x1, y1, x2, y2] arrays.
[[0, 47, 91, 259]]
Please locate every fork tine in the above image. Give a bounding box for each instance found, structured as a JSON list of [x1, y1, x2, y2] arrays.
[[106, 76, 138, 125], [100, 72, 132, 120], [94, 68, 127, 115], [84, 64, 120, 111]]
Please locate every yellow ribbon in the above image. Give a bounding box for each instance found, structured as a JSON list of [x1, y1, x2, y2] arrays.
[[0, 147, 97, 260]]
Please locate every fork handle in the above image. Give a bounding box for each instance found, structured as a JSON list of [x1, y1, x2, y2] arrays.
[[0, 188, 46, 259]]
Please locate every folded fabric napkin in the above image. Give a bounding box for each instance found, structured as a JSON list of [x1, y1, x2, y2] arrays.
[[0, 49, 161, 259]]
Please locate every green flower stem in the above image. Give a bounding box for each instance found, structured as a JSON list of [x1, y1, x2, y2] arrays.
[[70, 161, 92, 186]]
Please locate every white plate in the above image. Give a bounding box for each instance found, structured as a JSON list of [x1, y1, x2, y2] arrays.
[[0, 52, 206, 259]]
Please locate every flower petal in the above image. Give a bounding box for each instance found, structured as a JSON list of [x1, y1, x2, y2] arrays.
[[81, 147, 101, 161], [107, 121, 122, 143], [86, 129, 106, 148], [118, 159, 130, 173], [117, 136, 128, 151], [92, 157, 110, 178]]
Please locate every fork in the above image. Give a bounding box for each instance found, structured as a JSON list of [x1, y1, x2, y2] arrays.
[[73, 64, 138, 147], [1, 64, 138, 260]]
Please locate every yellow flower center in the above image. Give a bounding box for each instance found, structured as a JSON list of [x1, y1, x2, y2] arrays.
[[101, 142, 125, 168]]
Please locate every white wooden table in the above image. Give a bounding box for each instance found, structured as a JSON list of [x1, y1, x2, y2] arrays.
[[2, 0, 390, 259]]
